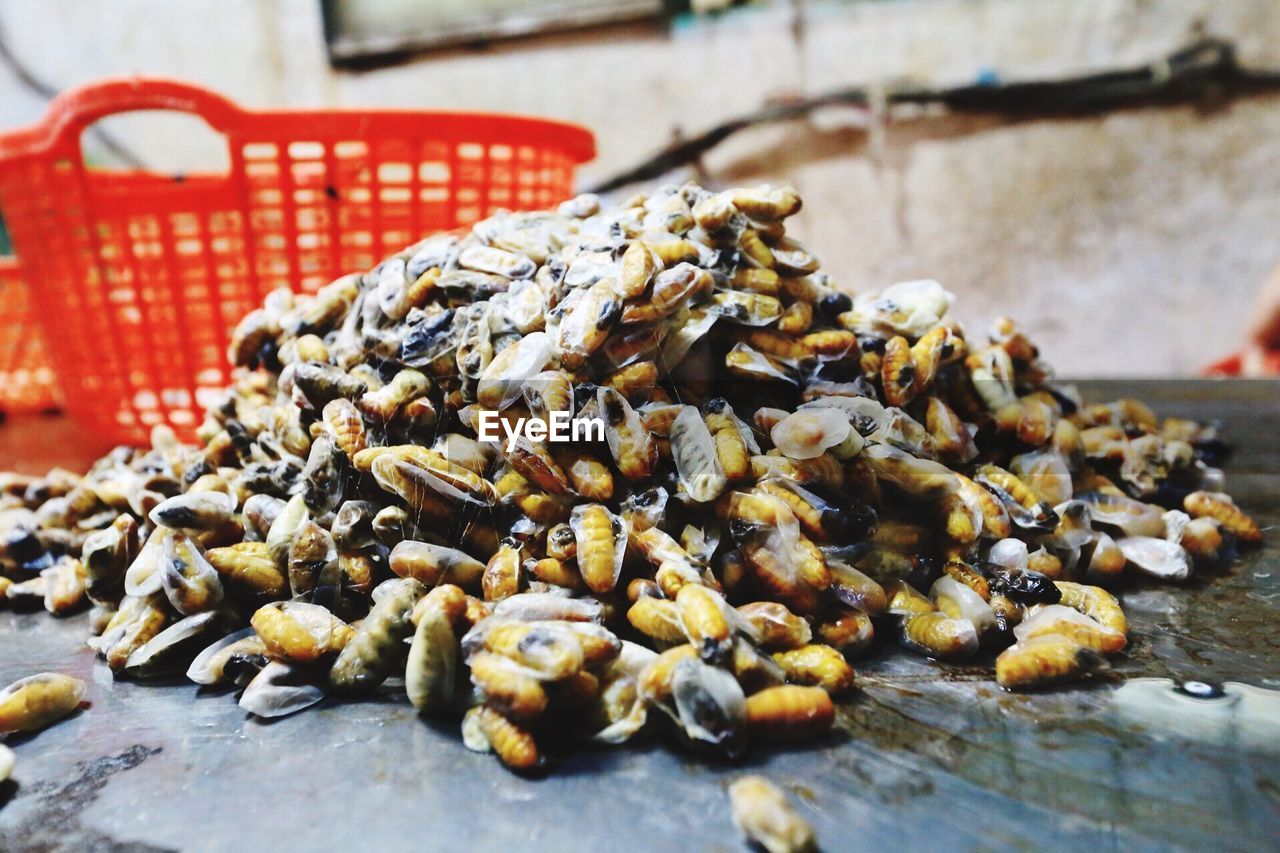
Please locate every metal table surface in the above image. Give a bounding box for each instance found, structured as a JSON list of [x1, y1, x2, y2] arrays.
[[0, 380, 1277, 853]]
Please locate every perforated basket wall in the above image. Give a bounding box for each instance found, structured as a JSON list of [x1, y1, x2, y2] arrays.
[[0, 77, 594, 444], [0, 256, 60, 413]]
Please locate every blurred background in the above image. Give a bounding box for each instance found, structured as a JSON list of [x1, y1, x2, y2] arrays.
[[0, 0, 1277, 375]]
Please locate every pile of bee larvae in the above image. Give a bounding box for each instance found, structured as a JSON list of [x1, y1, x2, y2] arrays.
[[0, 182, 1262, 776]]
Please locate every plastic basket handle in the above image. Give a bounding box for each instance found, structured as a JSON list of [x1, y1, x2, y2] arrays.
[[23, 77, 244, 157]]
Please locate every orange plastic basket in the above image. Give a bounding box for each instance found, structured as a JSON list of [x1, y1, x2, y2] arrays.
[[0, 256, 61, 413], [0, 77, 594, 444]]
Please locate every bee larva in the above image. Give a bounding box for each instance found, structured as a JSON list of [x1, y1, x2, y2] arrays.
[[0, 673, 88, 734], [562, 622, 623, 669], [1179, 517, 1225, 564], [619, 239, 658, 298], [544, 522, 577, 561], [390, 540, 487, 588], [735, 602, 811, 651], [900, 612, 979, 660], [329, 579, 425, 693], [881, 335, 916, 407], [1026, 547, 1063, 579], [733, 328, 809, 361], [817, 609, 874, 655], [1053, 581, 1127, 635], [627, 577, 663, 602], [406, 597, 460, 717], [570, 503, 625, 595], [729, 186, 801, 220], [942, 558, 990, 600], [482, 543, 523, 603], [777, 301, 813, 336], [475, 705, 540, 772], [771, 645, 855, 694], [738, 228, 776, 269], [467, 651, 548, 720], [206, 541, 287, 597], [502, 436, 571, 496], [627, 596, 688, 645], [728, 775, 817, 853], [1184, 491, 1261, 544], [527, 556, 582, 590], [187, 629, 270, 687], [996, 635, 1107, 690], [557, 450, 614, 502], [975, 464, 1042, 513], [43, 557, 87, 616], [638, 644, 699, 704], [1016, 604, 1126, 653], [745, 685, 835, 742], [96, 594, 170, 672], [251, 601, 354, 663], [606, 360, 659, 401], [675, 583, 733, 665], [321, 398, 367, 459], [482, 621, 584, 681]]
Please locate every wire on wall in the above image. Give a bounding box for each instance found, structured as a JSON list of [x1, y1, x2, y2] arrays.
[[587, 38, 1280, 193], [0, 10, 146, 168]]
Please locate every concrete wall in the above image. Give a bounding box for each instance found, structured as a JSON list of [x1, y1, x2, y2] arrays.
[[0, 0, 1277, 375]]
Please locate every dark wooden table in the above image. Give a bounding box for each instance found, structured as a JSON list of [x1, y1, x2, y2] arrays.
[[0, 380, 1276, 852]]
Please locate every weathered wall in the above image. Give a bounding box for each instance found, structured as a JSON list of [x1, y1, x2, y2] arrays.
[[0, 0, 1276, 374]]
